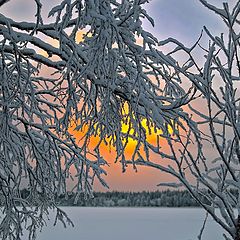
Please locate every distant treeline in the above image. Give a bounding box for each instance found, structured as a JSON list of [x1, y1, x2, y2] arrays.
[[57, 190, 205, 207], [7, 189, 238, 207]]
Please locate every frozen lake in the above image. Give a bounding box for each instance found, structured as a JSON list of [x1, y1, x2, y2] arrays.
[[32, 207, 227, 240]]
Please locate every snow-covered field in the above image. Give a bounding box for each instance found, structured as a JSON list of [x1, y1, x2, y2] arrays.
[[34, 207, 226, 240]]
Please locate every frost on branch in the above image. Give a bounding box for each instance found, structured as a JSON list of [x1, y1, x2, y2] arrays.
[[0, 0, 196, 239], [135, 1, 240, 239]]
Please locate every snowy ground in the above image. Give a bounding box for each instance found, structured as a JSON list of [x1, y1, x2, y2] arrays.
[[32, 207, 227, 240]]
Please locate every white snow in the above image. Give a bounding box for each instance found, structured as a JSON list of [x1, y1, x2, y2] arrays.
[[32, 207, 226, 240]]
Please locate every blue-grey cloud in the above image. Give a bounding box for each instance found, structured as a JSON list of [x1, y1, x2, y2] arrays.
[[0, 0, 61, 22], [144, 0, 229, 45]]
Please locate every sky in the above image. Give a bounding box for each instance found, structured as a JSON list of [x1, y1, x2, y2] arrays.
[[144, 0, 229, 43], [0, 0, 231, 192]]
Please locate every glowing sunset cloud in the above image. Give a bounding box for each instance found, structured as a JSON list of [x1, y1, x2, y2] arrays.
[[68, 101, 174, 162], [68, 105, 176, 192]]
